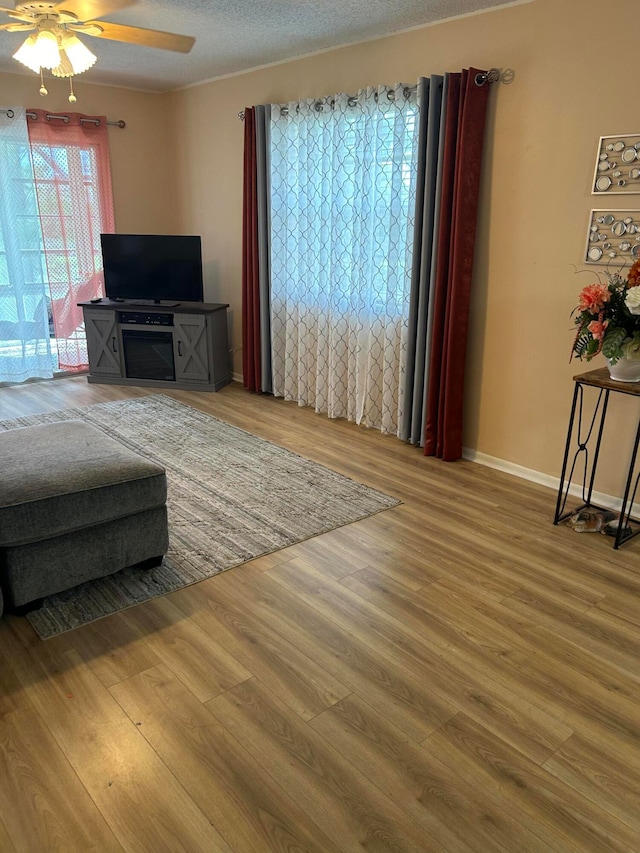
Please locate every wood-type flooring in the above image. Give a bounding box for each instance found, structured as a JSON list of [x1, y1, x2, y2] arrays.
[[1, 376, 639, 852]]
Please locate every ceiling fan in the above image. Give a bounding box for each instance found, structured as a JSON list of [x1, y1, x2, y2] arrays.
[[0, 0, 195, 99]]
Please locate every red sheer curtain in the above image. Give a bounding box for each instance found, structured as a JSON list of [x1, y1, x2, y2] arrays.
[[27, 110, 115, 372], [242, 106, 261, 391], [424, 70, 489, 460]]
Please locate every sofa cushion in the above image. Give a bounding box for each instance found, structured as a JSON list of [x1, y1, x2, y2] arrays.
[[3, 506, 169, 607], [0, 420, 167, 548]]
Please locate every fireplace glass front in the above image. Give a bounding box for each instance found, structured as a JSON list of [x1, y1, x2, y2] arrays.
[[121, 330, 176, 381]]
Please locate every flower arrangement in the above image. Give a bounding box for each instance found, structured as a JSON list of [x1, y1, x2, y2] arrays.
[[572, 259, 640, 363]]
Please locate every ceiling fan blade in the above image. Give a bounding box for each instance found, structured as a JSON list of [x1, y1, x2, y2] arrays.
[[0, 21, 33, 30], [85, 20, 195, 53], [0, 7, 35, 22], [53, 0, 134, 21]]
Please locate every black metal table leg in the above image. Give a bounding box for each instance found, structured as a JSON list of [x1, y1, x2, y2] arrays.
[[554, 383, 609, 525], [614, 419, 640, 549], [556, 367, 640, 549]]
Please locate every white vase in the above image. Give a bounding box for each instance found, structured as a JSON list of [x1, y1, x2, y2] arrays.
[[606, 355, 640, 382]]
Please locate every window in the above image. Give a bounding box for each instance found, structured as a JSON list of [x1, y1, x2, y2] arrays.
[[268, 86, 419, 433], [0, 110, 115, 382]]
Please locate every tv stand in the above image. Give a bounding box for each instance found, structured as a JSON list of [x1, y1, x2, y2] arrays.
[[80, 300, 231, 392]]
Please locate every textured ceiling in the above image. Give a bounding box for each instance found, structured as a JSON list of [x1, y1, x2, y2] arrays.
[[0, 0, 525, 92]]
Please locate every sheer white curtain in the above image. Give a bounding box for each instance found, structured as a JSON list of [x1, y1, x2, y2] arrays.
[[0, 108, 54, 384], [269, 85, 419, 434]]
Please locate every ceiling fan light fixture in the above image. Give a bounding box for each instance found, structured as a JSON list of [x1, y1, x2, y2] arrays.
[[51, 47, 74, 77], [32, 29, 61, 69], [12, 34, 41, 73], [62, 33, 96, 74]]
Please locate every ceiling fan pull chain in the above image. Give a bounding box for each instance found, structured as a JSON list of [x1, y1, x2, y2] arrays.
[[39, 67, 47, 97], [69, 76, 77, 103]]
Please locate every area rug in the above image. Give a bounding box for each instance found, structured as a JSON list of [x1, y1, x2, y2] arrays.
[[0, 395, 400, 638]]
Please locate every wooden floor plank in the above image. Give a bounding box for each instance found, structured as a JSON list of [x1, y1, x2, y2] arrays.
[[71, 611, 161, 689], [341, 568, 640, 761], [241, 550, 295, 571], [110, 664, 340, 853], [120, 595, 252, 702], [0, 700, 123, 852], [353, 501, 640, 599], [594, 590, 640, 628], [309, 693, 552, 853], [310, 523, 448, 590], [169, 579, 351, 720], [266, 556, 572, 764], [0, 618, 232, 852], [432, 554, 605, 610], [207, 677, 443, 853], [279, 534, 373, 580], [542, 732, 640, 834], [0, 818, 17, 853], [502, 586, 640, 680], [209, 564, 455, 741], [423, 713, 640, 853]]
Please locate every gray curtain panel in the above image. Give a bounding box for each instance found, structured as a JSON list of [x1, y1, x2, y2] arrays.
[[255, 104, 273, 394], [401, 75, 445, 445]]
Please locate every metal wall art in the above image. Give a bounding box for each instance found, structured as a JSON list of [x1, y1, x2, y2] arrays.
[[584, 209, 640, 265], [592, 134, 640, 194]]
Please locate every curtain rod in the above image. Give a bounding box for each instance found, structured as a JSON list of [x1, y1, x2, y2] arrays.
[[238, 86, 416, 122], [0, 108, 126, 128], [237, 68, 510, 121]]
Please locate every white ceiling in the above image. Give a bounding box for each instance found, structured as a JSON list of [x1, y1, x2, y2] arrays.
[[0, 0, 525, 92]]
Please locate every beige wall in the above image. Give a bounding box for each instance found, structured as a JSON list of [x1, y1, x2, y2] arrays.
[[167, 0, 640, 493], [0, 70, 175, 234]]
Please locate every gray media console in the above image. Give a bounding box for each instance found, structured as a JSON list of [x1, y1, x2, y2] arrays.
[[79, 300, 231, 392]]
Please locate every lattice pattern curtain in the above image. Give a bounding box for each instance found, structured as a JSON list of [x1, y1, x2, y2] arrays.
[[0, 107, 54, 384], [27, 110, 115, 373], [269, 85, 419, 434]]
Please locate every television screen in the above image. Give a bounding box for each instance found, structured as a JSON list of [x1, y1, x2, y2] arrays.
[[100, 234, 204, 304]]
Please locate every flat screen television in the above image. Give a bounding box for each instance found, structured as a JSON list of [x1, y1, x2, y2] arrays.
[[100, 234, 204, 304]]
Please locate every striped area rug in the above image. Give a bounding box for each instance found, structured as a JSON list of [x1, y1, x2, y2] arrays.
[[0, 395, 400, 638]]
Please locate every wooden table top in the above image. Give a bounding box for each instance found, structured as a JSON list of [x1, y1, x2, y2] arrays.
[[573, 366, 640, 396]]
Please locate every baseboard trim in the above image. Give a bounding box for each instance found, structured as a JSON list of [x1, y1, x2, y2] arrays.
[[462, 446, 640, 517]]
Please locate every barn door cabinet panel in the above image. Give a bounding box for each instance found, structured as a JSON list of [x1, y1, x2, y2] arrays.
[[84, 308, 121, 376], [173, 314, 209, 383]]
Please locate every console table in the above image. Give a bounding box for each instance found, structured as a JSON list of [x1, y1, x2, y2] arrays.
[[79, 300, 231, 392], [554, 367, 640, 549]]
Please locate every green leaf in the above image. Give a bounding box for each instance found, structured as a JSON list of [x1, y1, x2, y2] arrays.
[[602, 326, 627, 362], [586, 337, 600, 357], [573, 331, 603, 361]]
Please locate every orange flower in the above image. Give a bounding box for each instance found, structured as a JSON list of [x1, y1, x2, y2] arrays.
[[578, 282, 610, 314], [587, 318, 609, 341], [627, 260, 640, 288]]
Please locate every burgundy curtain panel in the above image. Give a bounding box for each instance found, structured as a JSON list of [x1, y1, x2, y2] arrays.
[[424, 69, 490, 461], [242, 106, 261, 391]]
